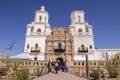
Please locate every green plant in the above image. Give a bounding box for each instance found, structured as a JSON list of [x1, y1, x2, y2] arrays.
[[18, 68, 29, 80], [36, 67, 41, 77], [86, 54, 89, 77], [7, 71, 16, 78], [7, 67, 29, 80], [106, 53, 120, 78], [35, 67, 44, 77], [106, 65, 119, 78], [89, 69, 100, 80], [0, 68, 8, 76]]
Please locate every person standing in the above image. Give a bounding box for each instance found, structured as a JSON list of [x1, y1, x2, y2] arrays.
[[62, 61, 65, 72], [55, 61, 59, 74], [51, 60, 55, 73], [65, 60, 69, 72], [47, 61, 51, 74]]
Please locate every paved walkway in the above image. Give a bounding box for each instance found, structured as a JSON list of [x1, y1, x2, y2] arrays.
[[32, 71, 88, 80]]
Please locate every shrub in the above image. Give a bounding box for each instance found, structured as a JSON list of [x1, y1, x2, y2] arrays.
[[89, 69, 100, 80], [7, 71, 16, 78], [0, 68, 8, 76], [106, 53, 120, 78], [35, 67, 44, 77], [7, 67, 29, 80], [18, 68, 29, 80], [106, 65, 119, 78]]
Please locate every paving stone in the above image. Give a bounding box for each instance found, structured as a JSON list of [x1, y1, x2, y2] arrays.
[[32, 71, 88, 80]]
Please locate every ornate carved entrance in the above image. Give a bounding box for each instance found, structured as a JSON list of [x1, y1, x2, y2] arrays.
[[45, 28, 74, 64]]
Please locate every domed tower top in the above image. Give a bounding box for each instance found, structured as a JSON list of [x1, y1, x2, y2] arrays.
[[40, 6, 45, 11], [71, 10, 85, 24], [34, 6, 49, 23]]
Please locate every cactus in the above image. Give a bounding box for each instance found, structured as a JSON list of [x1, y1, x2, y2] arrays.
[[86, 54, 89, 77]]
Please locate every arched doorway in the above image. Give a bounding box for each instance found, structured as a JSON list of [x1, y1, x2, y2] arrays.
[[56, 57, 63, 63], [56, 57, 64, 70]]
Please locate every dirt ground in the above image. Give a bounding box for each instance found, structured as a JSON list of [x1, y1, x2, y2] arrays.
[[105, 78, 120, 80]]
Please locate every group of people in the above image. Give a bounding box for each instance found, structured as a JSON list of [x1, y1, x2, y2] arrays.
[[47, 60, 69, 74]]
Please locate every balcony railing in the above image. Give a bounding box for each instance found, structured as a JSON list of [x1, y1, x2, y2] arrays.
[[78, 47, 88, 53], [54, 46, 65, 52], [31, 47, 40, 52]]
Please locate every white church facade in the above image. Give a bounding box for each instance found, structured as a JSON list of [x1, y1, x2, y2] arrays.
[[23, 6, 120, 61]]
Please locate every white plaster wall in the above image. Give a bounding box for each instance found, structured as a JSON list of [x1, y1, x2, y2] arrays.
[[74, 12, 85, 23], [33, 24, 45, 33], [69, 27, 75, 36], [24, 36, 46, 53], [95, 49, 120, 59], [45, 28, 51, 35], [75, 24, 86, 35], [26, 27, 31, 35], [35, 12, 48, 23], [74, 49, 120, 61], [71, 11, 85, 23], [28, 54, 45, 60], [74, 35, 94, 53]]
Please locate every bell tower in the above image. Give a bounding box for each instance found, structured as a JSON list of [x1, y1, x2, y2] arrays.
[[34, 6, 49, 24], [71, 10, 85, 24], [24, 6, 51, 60], [69, 10, 95, 54]]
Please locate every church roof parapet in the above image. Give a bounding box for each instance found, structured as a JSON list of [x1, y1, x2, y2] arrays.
[[71, 10, 85, 17]]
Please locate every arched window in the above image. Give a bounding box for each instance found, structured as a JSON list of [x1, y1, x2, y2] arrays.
[[82, 62, 84, 66], [90, 45, 92, 49], [35, 43, 38, 48], [27, 44, 29, 49], [34, 57, 37, 60], [78, 62, 80, 66], [29, 62, 31, 65], [45, 17, 46, 22], [94, 62, 96, 66], [78, 16, 81, 22], [78, 29, 82, 32], [117, 56, 119, 60], [86, 27, 88, 32], [81, 45, 84, 50], [74, 62, 76, 66], [37, 28, 41, 32], [39, 16, 42, 21]]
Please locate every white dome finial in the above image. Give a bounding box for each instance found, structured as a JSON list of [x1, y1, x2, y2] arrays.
[[41, 6, 45, 11]]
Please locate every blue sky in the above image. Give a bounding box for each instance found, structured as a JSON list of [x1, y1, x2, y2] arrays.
[[0, 0, 120, 56]]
